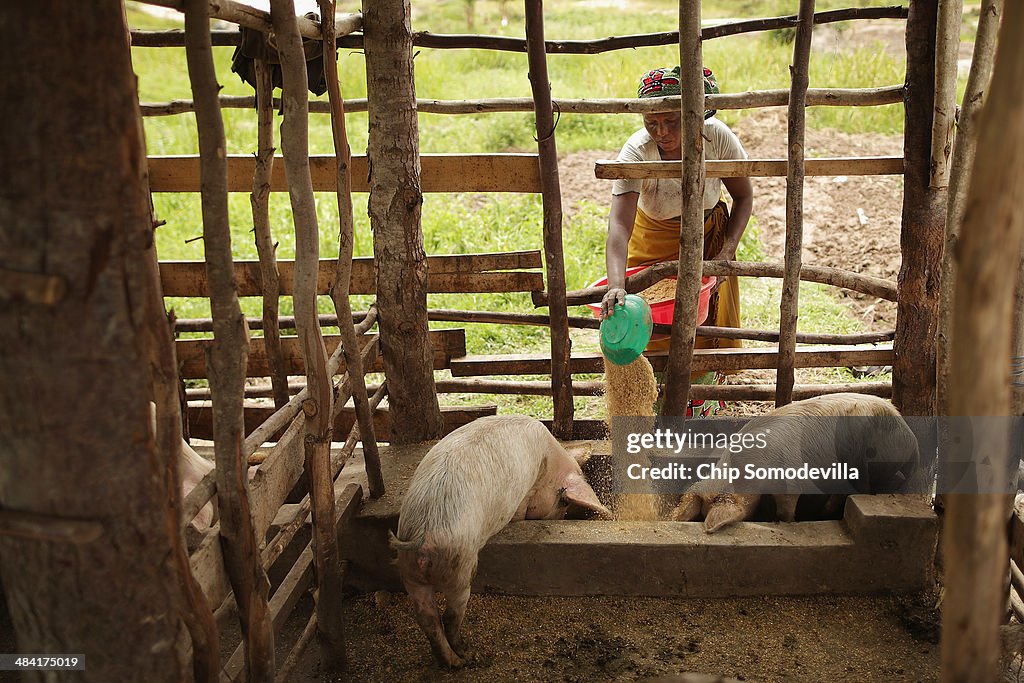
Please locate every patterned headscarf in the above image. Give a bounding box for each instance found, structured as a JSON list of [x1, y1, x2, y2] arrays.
[[637, 66, 721, 119]]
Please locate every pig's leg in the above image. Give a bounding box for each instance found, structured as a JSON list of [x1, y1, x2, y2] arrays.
[[442, 581, 472, 658], [404, 580, 464, 668], [773, 494, 800, 522]]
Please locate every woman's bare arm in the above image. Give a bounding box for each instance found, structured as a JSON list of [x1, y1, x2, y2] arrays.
[[603, 191, 639, 317], [714, 176, 754, 261]]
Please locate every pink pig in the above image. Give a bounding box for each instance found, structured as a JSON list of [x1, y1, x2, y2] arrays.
[[390, 415, 610, 668]]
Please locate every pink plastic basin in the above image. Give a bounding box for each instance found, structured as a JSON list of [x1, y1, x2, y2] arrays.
[[587, 265, 717, 325]]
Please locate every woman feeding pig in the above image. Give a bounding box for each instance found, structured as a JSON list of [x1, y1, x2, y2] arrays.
[[600, 66, 754, 417]]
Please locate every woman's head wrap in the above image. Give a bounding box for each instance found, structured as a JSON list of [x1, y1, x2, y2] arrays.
[[637, 66, 720, 119]]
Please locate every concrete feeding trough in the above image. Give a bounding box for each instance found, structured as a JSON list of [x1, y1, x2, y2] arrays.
[[338, 442, 937, 597]]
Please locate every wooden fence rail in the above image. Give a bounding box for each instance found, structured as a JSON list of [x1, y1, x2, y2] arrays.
[[139, 86, 906, 117], [129, 5, 907, 50]]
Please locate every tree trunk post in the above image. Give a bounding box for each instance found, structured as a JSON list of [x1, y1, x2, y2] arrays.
[[361, 0, 444, 444], [662, 0, 704, 416], [320, 0, 386, 497], [270, 0, 348, 671], [936, 0, 1002, 508], [184, 0, 275, 678], [251, 59, 290, 410], [894, 0, 945, 419], [524, 0, 575, 438], [0, 3, 196, 679], [775, 0, 815, 407], [941, 3, 1024, 679]]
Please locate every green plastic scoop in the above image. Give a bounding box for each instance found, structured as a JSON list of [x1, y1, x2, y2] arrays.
[[600, 294, 654, 366]]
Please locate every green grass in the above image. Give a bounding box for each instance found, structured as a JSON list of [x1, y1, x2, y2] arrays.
[[128, 0, 922, 418]]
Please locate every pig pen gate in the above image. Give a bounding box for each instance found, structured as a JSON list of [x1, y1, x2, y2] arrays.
[[2, 0, 1022, 680]]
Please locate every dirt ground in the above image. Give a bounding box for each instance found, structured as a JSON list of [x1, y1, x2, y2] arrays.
[[280, 590, 942, 682]]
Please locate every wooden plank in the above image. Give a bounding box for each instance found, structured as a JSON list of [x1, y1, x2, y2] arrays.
[[222, 484, 362, 682], [176, 329, 465, 379], [247, 412, 307, 540], [159, 252, 543, 297], [189, 529, 231, 615], [147, 154, 542, 193], [449, 344, 895, 376], [224, 546, 314, 682], [594, 156, 905, 179], [186, 403, 498, 442]]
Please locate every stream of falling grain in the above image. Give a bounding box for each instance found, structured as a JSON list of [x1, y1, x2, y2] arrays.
[[603, 355, 662, 520]]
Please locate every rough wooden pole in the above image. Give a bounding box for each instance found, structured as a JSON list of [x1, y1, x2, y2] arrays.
[[936, 0, 1001, 506], [144, 205, 220, 682], [139, 85, 908, 118], [937, 0, 1001, 416], [775, 0, 815, 407], [930, 0, 963, 189], [0, 3, 194, 678], [130, 7, 908, 50], [319, 0, 385, 497], [1015, 244, 1024, 419], [362, 0, 444, 444], [183, 1, 275, 679], [524, 0, 574, 438], [894, 0, 945, 418], [942, 4, 1024, 679], [269, 0, 347, 671], [662, 0, 704, 417], [251, 59, 290, 409]]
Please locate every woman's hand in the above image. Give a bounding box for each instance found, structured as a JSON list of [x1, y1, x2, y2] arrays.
[[600, 287, 627, 318]]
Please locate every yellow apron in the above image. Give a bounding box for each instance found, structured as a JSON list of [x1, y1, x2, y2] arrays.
[[627, 201, 742, 366]]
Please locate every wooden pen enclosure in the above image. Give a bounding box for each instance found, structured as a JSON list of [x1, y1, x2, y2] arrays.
[[4, 0, 1024, 680]]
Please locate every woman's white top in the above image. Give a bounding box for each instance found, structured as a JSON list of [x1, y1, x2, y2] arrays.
[[611, 117, 747, 219]]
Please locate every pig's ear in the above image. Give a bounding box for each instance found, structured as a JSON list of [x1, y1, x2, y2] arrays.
[[563, 473, 611, 518], [563, 442, 593, 466]]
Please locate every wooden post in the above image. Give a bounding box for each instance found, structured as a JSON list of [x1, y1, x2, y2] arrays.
[[942, 4, 1024, 679], [662, 0, 704, 416], [0, 3, 197, 679], [524, 0, 574, 438], [145, 183, 221, 681], [930, 0, 963, 189], [362, 0, 444, 444], [775, 0, 815, 407], [936, 0, 1001, 507], [269, 0, 347, 671], [319, 0, 385, 497], [938, 0, 1002, 415], [894, 0, 945, 418], [252, 59, 290, 409], [184, 0, 275, 679]]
